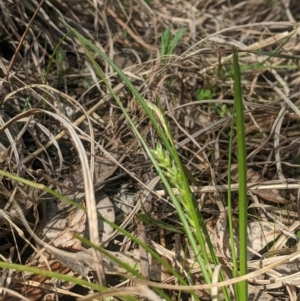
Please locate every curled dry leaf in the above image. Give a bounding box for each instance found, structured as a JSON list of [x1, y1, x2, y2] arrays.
[[211, 218, 281, 260], [9, 257, 83, 301], [43, 198, 86, 250], [232, 167, 287, 204], [42, 139, 120, 249], [115, 183, 137, 214], [84, 191, 115, 244]]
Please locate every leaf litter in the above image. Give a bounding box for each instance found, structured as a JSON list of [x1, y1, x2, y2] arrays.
[[0, 0, 300, 300]]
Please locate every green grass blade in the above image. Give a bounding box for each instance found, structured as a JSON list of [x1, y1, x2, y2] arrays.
[[0, 262, 141, 301], [161, 26, 171, 57], [168, 28, 185, 54], [0, 169, 85, 210], [0, 261, 105, 291], [232, 48, 248, 300], [227, 104, 239, 299], [44, 32, 69, 85]]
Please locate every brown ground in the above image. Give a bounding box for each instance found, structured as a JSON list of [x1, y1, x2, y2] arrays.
[[0, 0, 300, 300]]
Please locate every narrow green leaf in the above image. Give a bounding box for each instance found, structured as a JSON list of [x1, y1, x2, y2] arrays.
[[161, 27, 171, 57], [232, 47, 248, 300], [168, 28, 185, 54]]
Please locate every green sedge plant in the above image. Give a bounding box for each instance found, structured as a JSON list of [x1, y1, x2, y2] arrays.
[[58, 21, 197, 301], [0, 21, 252, 301], [59, 20, 233, 300]]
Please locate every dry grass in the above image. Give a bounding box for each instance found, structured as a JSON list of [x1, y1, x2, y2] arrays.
[[1, 0, 300, 300]]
